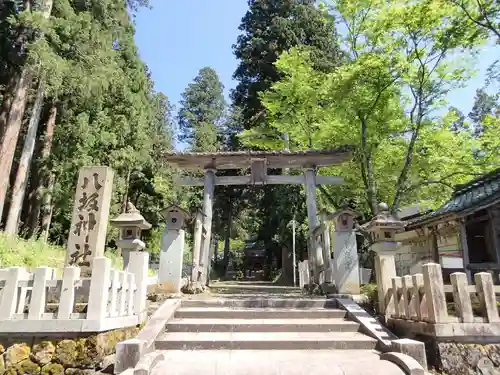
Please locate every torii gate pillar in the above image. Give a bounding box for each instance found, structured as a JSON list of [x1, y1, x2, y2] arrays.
[[199, 168, 215, 286], [304, 167, 324, 284]]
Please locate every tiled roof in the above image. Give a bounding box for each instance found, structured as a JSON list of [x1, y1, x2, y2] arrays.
[[407, 168, 500, 227]]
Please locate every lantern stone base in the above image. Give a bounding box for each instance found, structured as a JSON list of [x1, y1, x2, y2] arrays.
[[333, 231, 360, 294], [159, 229, 185, 293]]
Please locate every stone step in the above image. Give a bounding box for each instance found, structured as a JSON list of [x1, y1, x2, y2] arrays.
[[181, 298, 337, 309], [156, 331, 377, 350], [174, 307, 347, 320], [151, 350, 406, 375], [167, 318, 360, 332]]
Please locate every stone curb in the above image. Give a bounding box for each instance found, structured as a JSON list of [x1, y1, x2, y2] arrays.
[[380, 352, 425, 375], [114, 299, 181, 374], [133, 351, 165, 375], [335, 298, 397, 351]]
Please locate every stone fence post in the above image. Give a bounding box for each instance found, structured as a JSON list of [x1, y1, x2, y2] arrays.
[[363, 203, 405, 317], [87, 257, 111, 320], [422, 263, 448, 323], [128, 251, 149, 320]]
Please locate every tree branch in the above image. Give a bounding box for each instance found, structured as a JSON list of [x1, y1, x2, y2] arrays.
[[400, 171, 486, 198], [452, 0, 500, 40]]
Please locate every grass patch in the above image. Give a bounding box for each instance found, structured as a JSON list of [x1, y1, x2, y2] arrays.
[[0, 233, 123, 271], [0, 233, 66, 269]]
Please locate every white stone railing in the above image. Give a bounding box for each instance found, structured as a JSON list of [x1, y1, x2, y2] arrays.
[[298, 260, 310, 288], [388, 263, 500, 324], [298, 260, 371, 289], [0, 252, 149, 333]]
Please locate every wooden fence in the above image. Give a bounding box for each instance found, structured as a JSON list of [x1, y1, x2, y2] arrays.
[[388, 263, 500, 324], [0, 252, 149, 333]]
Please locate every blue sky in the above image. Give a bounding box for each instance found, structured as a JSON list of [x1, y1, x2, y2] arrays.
[[134, 0, 499, 145], [134, 0, 248, 108]]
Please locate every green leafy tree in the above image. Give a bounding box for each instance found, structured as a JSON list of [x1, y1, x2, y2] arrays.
[[177, 67, 226, 152], [229, 0, 344, 277], [448, 0, 500, 40], [242, 0, 493, 218], [232, 0, 343, 132], [469, 88, 499, 135], [1, 0, 177, 243]]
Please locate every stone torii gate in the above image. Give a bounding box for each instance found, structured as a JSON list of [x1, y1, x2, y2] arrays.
[[163, 148, 353, 285]]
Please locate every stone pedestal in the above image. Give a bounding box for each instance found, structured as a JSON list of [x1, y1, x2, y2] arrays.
[[374, 251, 397, 315], [333, 230, 360, 294], [392, 338, 428, 370], [158, 229, 185, 293], [363, 203, 406, 317]]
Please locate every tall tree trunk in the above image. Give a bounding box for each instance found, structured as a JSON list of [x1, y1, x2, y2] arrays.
[[0, 82, 15, 138], [0, 70, 31, 223], [0, 0, 32, 138], [26, 101, 57, 237], [40, 172, 55, 242], [0, 0, 53, 226], [5, 79, 45, 234]]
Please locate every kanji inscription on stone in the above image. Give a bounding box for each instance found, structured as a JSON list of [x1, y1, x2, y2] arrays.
[[66, 167, 114, 276]]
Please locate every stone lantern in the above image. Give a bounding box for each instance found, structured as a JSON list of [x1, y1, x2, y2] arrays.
[[110, 202, 152, 270], [161, 205, 190, 231], [363, 202, 405, 253], [363, 202, 406, 315]]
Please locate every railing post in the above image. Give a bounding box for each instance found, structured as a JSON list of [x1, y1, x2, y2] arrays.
[[28, 267, 52, 320], [118, 271, 127, 316], [422, 263, 448, 323], [127, 273, 135, 316], [407, 275, 418, 320], [411, 273, 426, 321], [87, 257, 111, 320], [58, 266, 80, 319], [16, 268, 30, 314], [450, 272, 473, 323], [401, 275, 412, 318], [109, 269, 119, 317], [128, 251, 149, 319], [0, 267, 23, 319], [475, 272, 500, 323], [392, 277, 403, 318]]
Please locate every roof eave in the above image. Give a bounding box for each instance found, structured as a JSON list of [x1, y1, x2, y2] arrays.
[[405, 212, 460, 230]]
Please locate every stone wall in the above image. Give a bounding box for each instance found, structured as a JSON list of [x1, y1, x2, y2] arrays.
[[436, 343, 500, 375], [394, 229, 433, 276], [384, 322, 500, 374], [0, 325, 142, 375]]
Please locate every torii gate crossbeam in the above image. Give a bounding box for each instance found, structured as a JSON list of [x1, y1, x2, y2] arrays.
[[162, 148, 353, 286]]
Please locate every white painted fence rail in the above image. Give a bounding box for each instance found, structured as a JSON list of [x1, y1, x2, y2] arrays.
[[0, 252, 149, 333]]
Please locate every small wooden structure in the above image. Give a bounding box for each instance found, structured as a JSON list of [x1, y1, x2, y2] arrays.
[[163, 148, 353, 284], [397, 168, 500, 282]]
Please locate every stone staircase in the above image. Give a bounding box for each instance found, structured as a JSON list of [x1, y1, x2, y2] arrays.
[[140, 297, 414, 375], [119, 281, 422, 375], [155, 298, 378, 351]]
